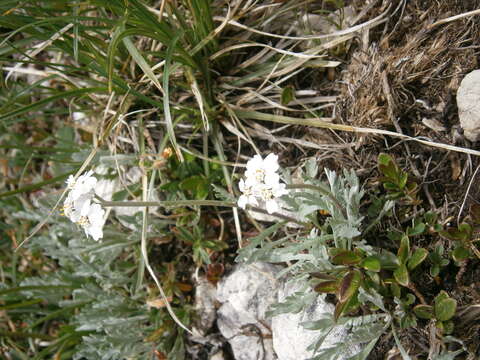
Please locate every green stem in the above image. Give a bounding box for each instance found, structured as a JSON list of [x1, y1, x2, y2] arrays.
[[0, 298, 43, 311], [0, 330, 55, 341], [101, 199, 235, 208], [27, 301, 91, 330], [0, 170, 75, 199], [0, 285, 75, 296], [100, 200, 306, 226]]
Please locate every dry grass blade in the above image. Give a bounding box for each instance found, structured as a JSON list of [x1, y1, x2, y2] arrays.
[[123, 37, 164, 94], [210, 42, 325, 61], [5, 23, 73, 83], [163, 36, 183, 162], [247, 126, 350, 151], [186, 69, 209, 132], [234, 109, 480, 157], [139, 5, 231, 84], [222, 101, 261, 155], [179, 145, 246, 167], [428, 8, 480, 30], [213, 3, 391, 41], [219, 118, 251, 144], [212, 129, 243, 248], [140, 171, 192, 335]]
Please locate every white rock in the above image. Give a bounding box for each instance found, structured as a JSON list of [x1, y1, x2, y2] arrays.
[[457, 69, 480, 141], [216, 263, 359, 360], [72, 112, 87, 122], [272, 281, 360, 360], [216, 263, 281, 360], [94, 166, 120, 201], [295, 6, 356, 36], [209, 350, 225, 360], [422, 118, 446, 132], [193, 276, 218, 336]]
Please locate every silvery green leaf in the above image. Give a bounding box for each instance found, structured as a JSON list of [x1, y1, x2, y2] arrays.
[[305, 157, 319, 178], [358, 287, 386, 311]]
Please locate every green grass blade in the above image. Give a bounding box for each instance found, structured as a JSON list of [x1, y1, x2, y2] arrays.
[[0, 171, 74, 199], [123, 36, 163, 93], [163, 32, 183, 161]]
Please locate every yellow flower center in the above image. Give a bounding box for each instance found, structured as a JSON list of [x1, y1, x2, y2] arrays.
[[260, 187, 273, 200], [77, 216, 90, 226], [254, 169, 265, 182]]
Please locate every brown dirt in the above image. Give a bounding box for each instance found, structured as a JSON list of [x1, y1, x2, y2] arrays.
[[331, 1, 480, 358]]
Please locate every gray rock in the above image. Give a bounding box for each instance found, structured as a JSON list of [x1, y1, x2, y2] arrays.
[[271, 281, 360, 360], [209, 350, 225, 360], [294, 6, 357, 36], [457, 69, 480, 141], [216, 263, 359, 360], [193, 276, 218, 336], [216, 263, 281, 360]]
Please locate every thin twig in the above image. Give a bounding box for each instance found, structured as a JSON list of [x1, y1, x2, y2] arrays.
[[457, 164, 480, 226], [234, 108, 480, 157], [101, 200, 236, 208], [100, 199, 307, 226], [408, 282, 426, 305], [427, 9, 480, 30]]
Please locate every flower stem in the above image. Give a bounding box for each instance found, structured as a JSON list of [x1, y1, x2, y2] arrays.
[[100, 199, 307, 226], [286, 184, 347, 218], [101, 200, 236, 208]]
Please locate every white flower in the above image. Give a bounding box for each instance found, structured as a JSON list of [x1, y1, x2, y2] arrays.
[[66, 170, 97, 200], [66, 176, 76, 190], [238, 179, 258, 209], [244, 153, 280, 186], [80, 201, 106, 241], [257, 182, 288, 214], [238, 153, 288, 214], [62, 170, 105, 240]]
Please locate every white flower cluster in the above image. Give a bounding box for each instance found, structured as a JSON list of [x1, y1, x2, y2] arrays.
[[63, 170, 105, 241], [238, 153, 288, 214]]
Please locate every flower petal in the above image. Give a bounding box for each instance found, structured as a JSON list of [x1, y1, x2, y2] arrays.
[[66, 175, 76, 188], [238, 195, 248, 209], [266, 199, 279, 214], [239, 178, 246, 192], [248, 195, 259, 206], [85, 224, 103, 241], [273, 183, 288, 197], [264, 173, 280, 187], [264, 153, 279, 172]]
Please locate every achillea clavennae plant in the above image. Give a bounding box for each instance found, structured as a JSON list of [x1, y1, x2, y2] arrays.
[[238, 153, 288, 214], [63, 170, 106, 240]]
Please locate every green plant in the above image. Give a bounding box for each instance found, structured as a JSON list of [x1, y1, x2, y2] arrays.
[[173, 224, 227, 267], [1, 1, 350, 351], [3, 0, 472, 358], [377, 153, 420, 205], [236, 154, 468, 359], [414, 290, 457, 335], [0, 192, 190, 359], [428, 244, 450, 277], [440, 204, 480, 262]]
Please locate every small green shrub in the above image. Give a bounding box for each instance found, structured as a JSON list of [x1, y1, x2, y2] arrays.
[[237, 154, 473, 359]]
